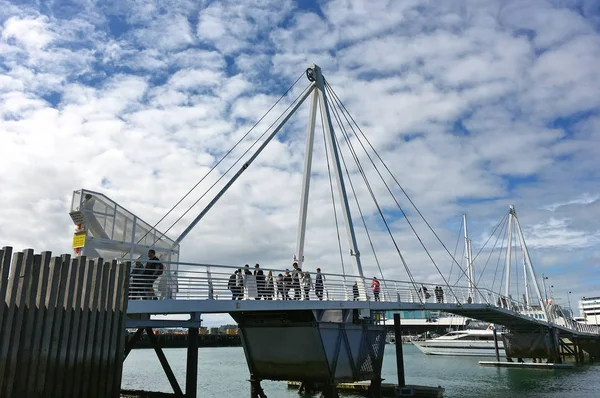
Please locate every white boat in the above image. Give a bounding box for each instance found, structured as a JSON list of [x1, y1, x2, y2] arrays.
[[413, 329, 500, 357]]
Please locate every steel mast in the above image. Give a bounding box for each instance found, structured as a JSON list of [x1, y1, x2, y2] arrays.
[[463, 214, 475, 303], [512, 207, 548, 319], [294, 65, 366, 298], [504, 205, 515, 299]]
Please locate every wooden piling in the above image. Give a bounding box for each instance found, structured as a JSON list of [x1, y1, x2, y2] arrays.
[[393, 313, 406, 387], [493, 327, 500, 362], [0, 247, 130, 398]]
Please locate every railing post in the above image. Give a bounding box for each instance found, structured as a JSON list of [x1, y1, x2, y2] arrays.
[[206, 267, 214, 300]]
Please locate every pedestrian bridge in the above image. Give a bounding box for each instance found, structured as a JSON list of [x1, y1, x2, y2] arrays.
[[126, 261, 600, 339], [66, 65, 600, 345]]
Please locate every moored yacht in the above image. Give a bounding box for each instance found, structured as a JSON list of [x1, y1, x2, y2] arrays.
[[413, 328, 500, 357]]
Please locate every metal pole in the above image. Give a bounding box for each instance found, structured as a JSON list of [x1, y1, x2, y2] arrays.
[[294, 89, 319, 269], [513, 213, 548, 319], [173, 85, 315, 246], [522, 255, 529, 308], [504, 206, 514, 299], [492, 327, 500, 362], [463, 214, 475, 302], [312, 64, 366, 297], [393, 314, 406, 387]]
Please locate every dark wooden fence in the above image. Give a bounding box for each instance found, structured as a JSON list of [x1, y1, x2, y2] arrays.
[[0, 247, 130, 398]]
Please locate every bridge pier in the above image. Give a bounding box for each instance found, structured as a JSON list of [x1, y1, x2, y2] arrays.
[[122, 317, 203, 398], [232, 309, 386, 397]]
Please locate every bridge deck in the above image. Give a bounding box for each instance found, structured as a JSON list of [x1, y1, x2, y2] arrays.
[[127, 299, 600, 338]]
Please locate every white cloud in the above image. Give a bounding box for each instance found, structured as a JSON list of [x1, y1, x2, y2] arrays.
[[2, 15, 55, 50]]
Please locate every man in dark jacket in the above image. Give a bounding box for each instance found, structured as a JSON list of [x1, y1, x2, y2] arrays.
[[144, 249, 163, 299]]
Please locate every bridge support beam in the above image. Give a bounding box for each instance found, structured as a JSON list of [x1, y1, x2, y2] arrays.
[[122, 318, 203, 398], [186, 326, 199, 398], [393, 314, 406, 387]]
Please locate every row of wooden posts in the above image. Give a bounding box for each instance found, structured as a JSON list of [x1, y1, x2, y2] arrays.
[[0, 247, 130, 398]]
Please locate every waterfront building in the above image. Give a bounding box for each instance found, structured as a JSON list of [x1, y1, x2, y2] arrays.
[[579, 296, 600, 325]]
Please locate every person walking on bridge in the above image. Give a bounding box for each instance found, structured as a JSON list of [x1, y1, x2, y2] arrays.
[[302, 272, 313, 300], [315, 268, 325, 301], [371, 277, 381, 302], [144, 250, 163, 300], [254, 263, 265, 300], [292, 262, 302, 300]]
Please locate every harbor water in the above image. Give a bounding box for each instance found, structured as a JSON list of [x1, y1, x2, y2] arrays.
[[122, 344, 600, 397]]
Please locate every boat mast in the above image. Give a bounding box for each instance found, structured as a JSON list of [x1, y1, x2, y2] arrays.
[[504, 205, 515, 299], [463, 214, 475, 302]]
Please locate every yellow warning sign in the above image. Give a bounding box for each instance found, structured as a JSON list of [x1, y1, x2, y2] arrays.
[[72, 231, 87, 248]]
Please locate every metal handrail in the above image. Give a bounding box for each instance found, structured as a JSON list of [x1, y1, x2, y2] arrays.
[[124, 258, 600, 335]]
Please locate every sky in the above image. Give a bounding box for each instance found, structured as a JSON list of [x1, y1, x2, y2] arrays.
[[1, 0, 600, 326]]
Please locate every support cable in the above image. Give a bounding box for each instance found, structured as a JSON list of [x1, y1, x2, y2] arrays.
[[326, 89, 422, 301], [156, 83, 315, 244], [492, 216, 509, 294], [124, 71, 306, 254], [476, 214, 508, 287], [329, 103, 390, 298], [326, 83, 468, 303], [319, 104, 347, 277], [447, 219, 464, 285], [453, 242, 467, 286], [326, 81, 483, 300], [472, 212, 508, 263]]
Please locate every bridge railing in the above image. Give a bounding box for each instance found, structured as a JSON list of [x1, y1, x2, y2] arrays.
[[123, 258, 600, 334], [125, 258, 492, 305]]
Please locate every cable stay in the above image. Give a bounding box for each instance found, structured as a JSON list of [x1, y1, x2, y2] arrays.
[[122, 71, 308, 256], [447, 219, 464, 285], [468, 206, 548, 318], [319, 98, 348, 292], [324, 81, 480, 303], [129, 64, 542, 308], [325, 87, 421, 302]]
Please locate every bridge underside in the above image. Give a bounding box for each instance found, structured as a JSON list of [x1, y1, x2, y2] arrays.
[[127, 299, 600, 339]]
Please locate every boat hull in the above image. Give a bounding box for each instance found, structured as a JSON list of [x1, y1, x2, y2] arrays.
[[413, 340, 498, 357]]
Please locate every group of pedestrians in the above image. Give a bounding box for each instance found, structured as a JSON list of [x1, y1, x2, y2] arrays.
[[228, 262, 326, 301]]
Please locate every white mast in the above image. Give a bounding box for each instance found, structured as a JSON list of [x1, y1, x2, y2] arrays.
[[294, 65, 366, 298], [463, 214, 475, 302], [294, 88, 319, 269], [512, 208, 548, 319], [522, 252, 529, 307], [504, 205, 515, 299]]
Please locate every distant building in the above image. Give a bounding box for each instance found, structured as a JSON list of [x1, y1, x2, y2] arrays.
[[219, 324, 239, 335], [578, 296, 600, 325]]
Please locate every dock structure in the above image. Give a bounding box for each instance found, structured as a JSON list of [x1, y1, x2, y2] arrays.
[[479, 361, 574, 369], [0, 246, 129, 398]]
